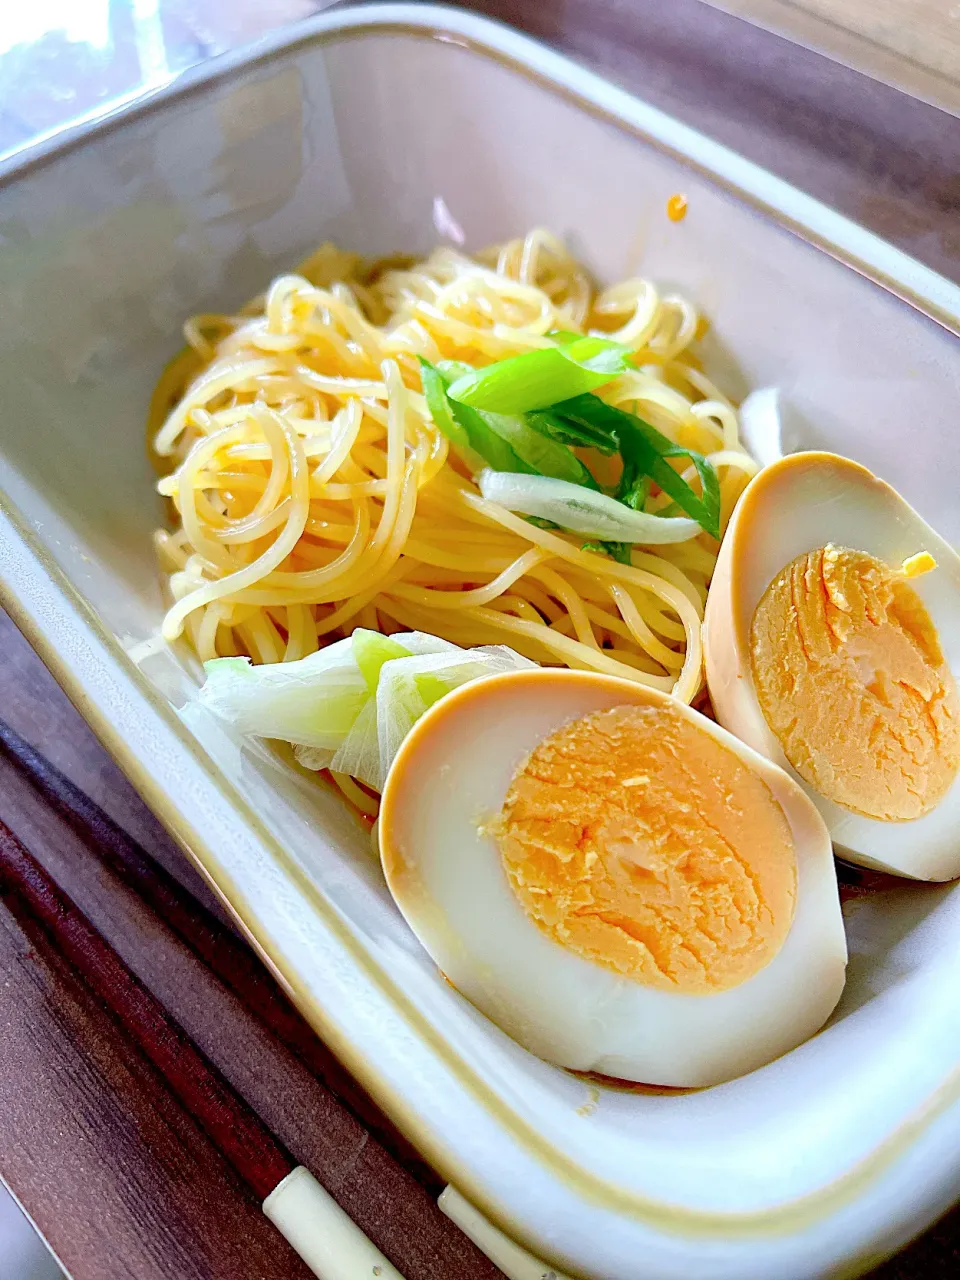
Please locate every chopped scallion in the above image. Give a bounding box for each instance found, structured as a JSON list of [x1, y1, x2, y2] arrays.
[[446, 336, 633, 414], [420, 358, 596, 486], [352, 628, 411, 694], [582, 540, 633, 564], [478, 411, 598, 488], [554, 395, 721, 539], [419, 358, 470, 450], [525, 408, 619, 455], [479, 470, 699, 544], [419, 358, 533, 474]]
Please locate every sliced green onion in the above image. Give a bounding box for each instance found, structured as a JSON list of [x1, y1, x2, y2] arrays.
[[201, 630, 536, 792], [199, 639, 369, 750], [738, 387, 785, 468], [419, 358, 533, 474], [446, 336, 632, 414], [204, 656, 250, 675], [413, 670, 455, 707], [554, 395, 722, 539], [352, 628, 411, 694], [525, 408, 619, 456], [582, 540, 633, 564], [479, 470, 699, 544], [565, 337, 631, 369], [477, 411, 598, 487], [420, 357, 595, 485], [619, 473, 651, 513], [435, 359, 474, 380], [419, 358, 470, 449], [455, 404, 537, 475]]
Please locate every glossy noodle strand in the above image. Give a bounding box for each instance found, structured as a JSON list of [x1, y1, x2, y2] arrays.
[[150, 231, 755, 702]]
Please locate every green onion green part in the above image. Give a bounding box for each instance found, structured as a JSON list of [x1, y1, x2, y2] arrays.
[[419, 358, 470, 449], [582, 540, 634, 565], [420, 358, 597, 486], [419, 357, 534, 474], [352, 629, 412, 694], [477, 411, 599, 488], [525, 408, 619, 455], [553, 395, 722, 539], [423, 347, 721, 542], [445, 336, 633, 415]]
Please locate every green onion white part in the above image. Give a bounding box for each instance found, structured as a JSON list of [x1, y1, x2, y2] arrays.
[[738, 387, 786, 468], [478, 470, 701, 544], [198, 631, 536, 792]]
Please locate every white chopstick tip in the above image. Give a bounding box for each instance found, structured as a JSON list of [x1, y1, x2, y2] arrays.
[[439, 1185, 575, 1280], [264, 1165, 405, 1280]]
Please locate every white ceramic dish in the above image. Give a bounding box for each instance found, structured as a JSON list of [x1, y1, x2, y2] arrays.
[[2, 7, 960, 1277]]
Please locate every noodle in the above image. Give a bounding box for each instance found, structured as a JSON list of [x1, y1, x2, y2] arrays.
[[150, 230, 756, 700]]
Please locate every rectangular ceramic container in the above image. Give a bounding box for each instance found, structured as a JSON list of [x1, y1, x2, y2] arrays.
[[3, 7, 960, 1277]]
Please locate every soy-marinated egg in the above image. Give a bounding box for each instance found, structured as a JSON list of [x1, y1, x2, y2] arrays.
[[704, 451, 960, 880], [379, 669, 846, 1087]]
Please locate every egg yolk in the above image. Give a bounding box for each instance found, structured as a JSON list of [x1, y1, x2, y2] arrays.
[[495, 703, 797, 994], [750, 544, 960, 821]]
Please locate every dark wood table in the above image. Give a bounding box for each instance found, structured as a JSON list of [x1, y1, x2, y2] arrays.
[[3, 2, 960, 1276]]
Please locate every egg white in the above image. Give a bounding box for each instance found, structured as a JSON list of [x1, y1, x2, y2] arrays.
[[379, 669, 846, 1088], [704, 451, 960, 880]]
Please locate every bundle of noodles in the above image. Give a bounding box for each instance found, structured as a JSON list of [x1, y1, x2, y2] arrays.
[[150, 230, 758, 706]]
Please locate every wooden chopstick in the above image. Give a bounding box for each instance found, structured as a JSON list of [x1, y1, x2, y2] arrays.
[[0, 816, 405, 1280], [0, 717, 439, 1193]]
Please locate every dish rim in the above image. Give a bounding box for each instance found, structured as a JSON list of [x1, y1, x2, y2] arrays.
[[2, 4, 959, 338], [3, 3, 960, 1271]]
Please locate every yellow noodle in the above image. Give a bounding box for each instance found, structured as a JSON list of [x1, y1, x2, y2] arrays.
[[195, 601, 225, 662], [607, 583, 685, 671], [152, 230, 758, 696], [529, 565, 600, 651], [330, 772, 381, 818], [391, 549, 547, 611], [155, 357, 282, 455]]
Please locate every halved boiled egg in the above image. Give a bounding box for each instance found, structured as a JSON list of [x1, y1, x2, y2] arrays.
[[704, 452, 960, 880], [379, 669, 845, 1087]]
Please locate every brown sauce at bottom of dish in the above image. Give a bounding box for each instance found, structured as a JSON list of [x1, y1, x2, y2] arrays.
[[569, 1068, 698, 1097]]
